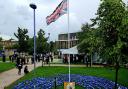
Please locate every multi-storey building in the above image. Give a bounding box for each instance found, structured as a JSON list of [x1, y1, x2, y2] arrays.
[[55, 32, 102, 64], [56, 32, 79, 49]]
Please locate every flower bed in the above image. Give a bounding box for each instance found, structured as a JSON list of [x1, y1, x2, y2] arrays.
[[14, 74, 127, 89]]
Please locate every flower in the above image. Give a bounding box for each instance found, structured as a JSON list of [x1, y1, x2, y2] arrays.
[[14, 74, 128, 89]]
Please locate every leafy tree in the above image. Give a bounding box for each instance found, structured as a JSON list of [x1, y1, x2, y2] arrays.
[[0, 44, 3, 51], [12, 43, 19, 49], [0, 37, 2, 41], [27, 29, 49, 55], [49, 41, 57, 52], [78, 23, 102, 67], [36, 29, 48, 54], [78, 0, 128, 88], [78, 23, 92, 66], [92, 0, 128, 88], [14, 27, 29, 53], [78, 23, 92, 54], [0, 37, 3, 51], [28, 38, 34, 55]]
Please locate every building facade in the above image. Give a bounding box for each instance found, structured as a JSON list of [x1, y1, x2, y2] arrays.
[[0, 40, 17, 56], [56, 32, 79, 49], [0, 34, 17, 56], [0, 40, 17, 49]]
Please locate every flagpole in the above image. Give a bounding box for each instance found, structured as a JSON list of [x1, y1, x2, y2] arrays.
[[67, 0, 70, 83], [46, 0, 70, 82]]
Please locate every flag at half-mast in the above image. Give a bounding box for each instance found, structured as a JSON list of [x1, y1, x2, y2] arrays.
[[46, 0, 67, 25]]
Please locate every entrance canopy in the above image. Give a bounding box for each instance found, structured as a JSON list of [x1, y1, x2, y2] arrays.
[[61, 46, 78, 54]]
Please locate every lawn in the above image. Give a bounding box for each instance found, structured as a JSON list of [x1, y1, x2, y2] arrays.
[[6, 66, 128, 89], [0, 57, 10, 61], [0, 62, 15, 73]]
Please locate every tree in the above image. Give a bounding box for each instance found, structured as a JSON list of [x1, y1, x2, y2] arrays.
[[92, 0, 128, 88], [78, 0, 128, 88], [78, 23, 92, 66], [49, 41, 56, 52], [78, 23, 102, 67], [27, 29, 49, 55], [36, 29, 48, 54], [0, 44, 3, 51], [28, 38, 34, 55], [11, 43, 19, 49], [14, 27, 29, 53], [78, 23, 91, 54], [0, 37, 3, 51], [0, 37, 2, 41]]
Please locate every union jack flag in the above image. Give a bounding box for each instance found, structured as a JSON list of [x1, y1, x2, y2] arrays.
[[46, 0, 67, 25]]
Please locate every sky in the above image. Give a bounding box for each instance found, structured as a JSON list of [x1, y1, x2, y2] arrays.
[[0, 0, 126, 41]]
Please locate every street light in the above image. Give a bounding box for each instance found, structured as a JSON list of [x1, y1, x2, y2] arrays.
[[48, 33, 50, 51], [30, 3, 37, 9], [48, 33, 50, 42], [29, 3, 37, 69]]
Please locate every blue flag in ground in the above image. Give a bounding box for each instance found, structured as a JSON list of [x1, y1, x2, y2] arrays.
[[46, 0, 67, 25]]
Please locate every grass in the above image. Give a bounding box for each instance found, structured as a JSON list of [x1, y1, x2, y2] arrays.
[[0, 57, 10, 61], [6, 66, 128, 89], [0, 62, 15, 73]]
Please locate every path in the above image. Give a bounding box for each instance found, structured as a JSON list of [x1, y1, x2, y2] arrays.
[[0, 62, 42, 89]]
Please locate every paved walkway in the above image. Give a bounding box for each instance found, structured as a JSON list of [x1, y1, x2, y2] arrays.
[[0, 62, 42, 89], [0, 59, 103, 89]]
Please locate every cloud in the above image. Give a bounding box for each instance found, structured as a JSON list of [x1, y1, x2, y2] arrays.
[[0, 0, 101, 41], [16, 6, 32, 20]]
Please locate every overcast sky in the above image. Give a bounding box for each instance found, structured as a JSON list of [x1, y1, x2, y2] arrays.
[[0, 0, 127, 41]]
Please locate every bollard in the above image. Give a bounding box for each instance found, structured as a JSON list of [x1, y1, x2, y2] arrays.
[[54, 77, 57, 89]]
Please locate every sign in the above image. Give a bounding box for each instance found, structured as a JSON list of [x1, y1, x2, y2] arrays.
[[64, 82, 75, 89]]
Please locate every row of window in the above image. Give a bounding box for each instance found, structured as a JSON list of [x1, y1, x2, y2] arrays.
[[56, 40, 78, 49]]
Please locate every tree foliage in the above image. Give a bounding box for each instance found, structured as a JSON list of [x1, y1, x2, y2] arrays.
[[27, 38, 34, 55], [78, 0, 128, 64], [49, 41, 56, 52], [78, 0, 128, 88], [95, 0, 128, 63], [14, 27, 29, 53], [0, 44, 3, 51], [78, 23, 102, 55], [36, 29, 48, 53], [0, 37, 3, 51], [0, 37, 2, 41]]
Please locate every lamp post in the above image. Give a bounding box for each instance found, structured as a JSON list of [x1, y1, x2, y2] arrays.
[[48, 33, 50, 43], [29, 3, 37, 69], [48, 33, 50, 66], [48, 33, 50, 52]]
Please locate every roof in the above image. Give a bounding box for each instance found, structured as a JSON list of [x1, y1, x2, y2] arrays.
[[60, 46, 78, 54], [0, 34, 17, 41]]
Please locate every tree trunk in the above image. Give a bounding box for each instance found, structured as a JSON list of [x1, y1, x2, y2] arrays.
[[87, 61, 88, 67], [42, 56, 44, 67], [42, 60, 43, 67], [90, 54, 93, 67], [114, 61, 119, 89]]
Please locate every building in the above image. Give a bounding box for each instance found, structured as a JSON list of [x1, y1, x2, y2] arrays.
[[56, 32, 79, 49], [0, 34, 17, 56], [0, 39, 17, 49], [55, 32, 101, 64]]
